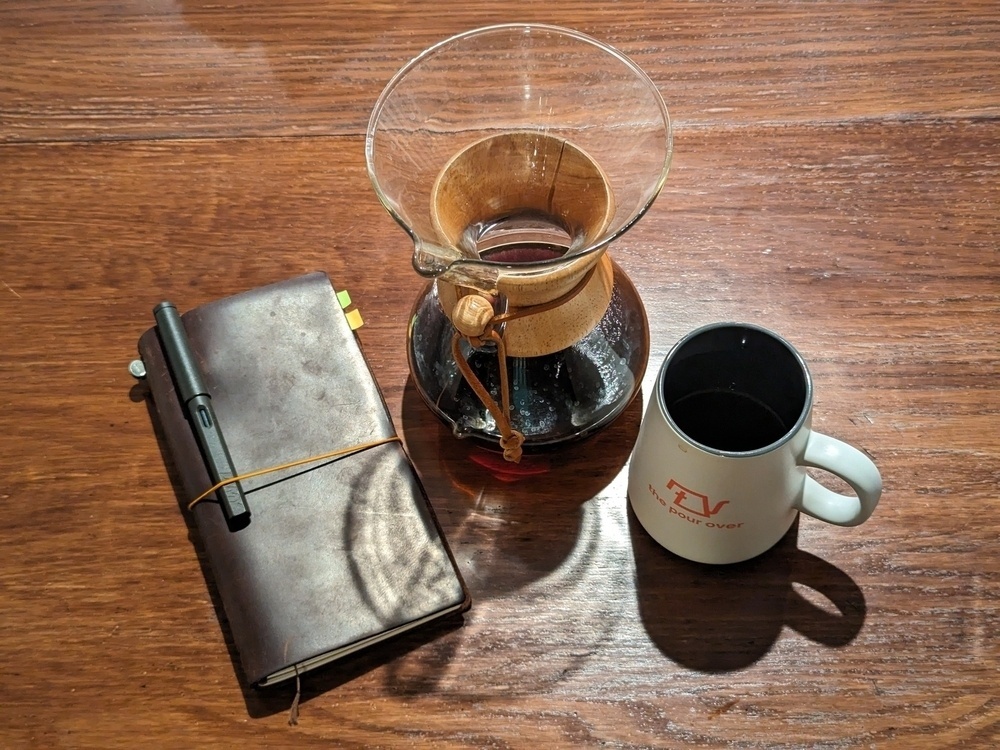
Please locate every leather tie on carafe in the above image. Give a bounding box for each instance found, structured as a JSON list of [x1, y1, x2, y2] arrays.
[[449, 265, 598, 463]]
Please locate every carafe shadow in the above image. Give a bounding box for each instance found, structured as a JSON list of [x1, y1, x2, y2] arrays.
[[401, 376, 642, 600], [628, 509, 867, 672]]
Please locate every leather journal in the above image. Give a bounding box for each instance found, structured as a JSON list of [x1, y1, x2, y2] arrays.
[[136, 272, 470, 687]]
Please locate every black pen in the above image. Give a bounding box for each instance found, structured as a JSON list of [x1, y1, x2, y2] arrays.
[[153, 301, 250, 525]]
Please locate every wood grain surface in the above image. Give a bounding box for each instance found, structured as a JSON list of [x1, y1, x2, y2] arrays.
[[1, 1, 998, 748]]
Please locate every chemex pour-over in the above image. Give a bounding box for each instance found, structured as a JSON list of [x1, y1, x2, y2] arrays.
[[366, 24, 672, 461]]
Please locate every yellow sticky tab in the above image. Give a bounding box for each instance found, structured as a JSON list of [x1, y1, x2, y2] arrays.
[[336, 290, 352, 309], [345, 308, 364, 330]]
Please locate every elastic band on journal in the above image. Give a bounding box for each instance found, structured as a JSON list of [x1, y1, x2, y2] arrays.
[[187, 436, 402, 510]]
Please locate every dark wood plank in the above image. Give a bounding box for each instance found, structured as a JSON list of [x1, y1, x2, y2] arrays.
[[1, 116, 997, 745], [2, 1, 997, 142]]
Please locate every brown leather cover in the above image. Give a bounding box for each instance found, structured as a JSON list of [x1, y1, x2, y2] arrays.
[[137, 272, 469, 687]]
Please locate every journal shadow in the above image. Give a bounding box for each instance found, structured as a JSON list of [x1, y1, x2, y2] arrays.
[[400, 377, 643, 600], [131, 382, 464, 719], [627, 508, 867, 672]]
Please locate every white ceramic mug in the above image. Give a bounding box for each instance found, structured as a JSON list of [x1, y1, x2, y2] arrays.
[[628, 323, 882, 564]]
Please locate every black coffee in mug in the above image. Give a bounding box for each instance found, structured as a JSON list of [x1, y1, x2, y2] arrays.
[[668, 390, 788, 452], [661, 325, 809, 454]]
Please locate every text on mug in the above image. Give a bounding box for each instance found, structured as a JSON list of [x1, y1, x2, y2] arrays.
[[647, 483, 744, 529]]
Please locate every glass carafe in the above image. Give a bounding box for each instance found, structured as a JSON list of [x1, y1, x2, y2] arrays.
[[366, 24, 672, 459]]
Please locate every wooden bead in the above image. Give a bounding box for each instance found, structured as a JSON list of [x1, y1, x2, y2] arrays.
[[451, 294, 495, 337]]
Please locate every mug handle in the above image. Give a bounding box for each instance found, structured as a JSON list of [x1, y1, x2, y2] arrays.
[[795, 432, 882, 527]]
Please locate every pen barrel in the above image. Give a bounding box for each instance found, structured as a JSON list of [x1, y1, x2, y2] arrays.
[[153, 301, 208, 403], [188, 394, 250, 522], [153, 300, 249, 524]]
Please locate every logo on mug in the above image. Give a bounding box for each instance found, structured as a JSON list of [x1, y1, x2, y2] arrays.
[[646, 479, 743, 530], [666, 479, 729, 518]]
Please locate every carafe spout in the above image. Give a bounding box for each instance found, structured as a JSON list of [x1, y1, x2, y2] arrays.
[[412, 238, 464, 279]]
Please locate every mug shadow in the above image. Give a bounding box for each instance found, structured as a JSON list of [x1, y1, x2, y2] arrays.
[[132, 381, 464, 719], [401, 376, 642, 600], [627, 508, 867, 672]]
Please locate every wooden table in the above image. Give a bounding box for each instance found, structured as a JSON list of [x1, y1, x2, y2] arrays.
[[2, 2, 997, 747]]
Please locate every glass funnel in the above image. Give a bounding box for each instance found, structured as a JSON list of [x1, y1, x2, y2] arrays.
[[366, 24, 672, 456]]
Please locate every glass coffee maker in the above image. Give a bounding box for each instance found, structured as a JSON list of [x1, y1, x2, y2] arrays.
[[366, 24, 672, 461]]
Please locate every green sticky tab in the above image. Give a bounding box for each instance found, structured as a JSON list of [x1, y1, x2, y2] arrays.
[[336, 290, 352, 309]]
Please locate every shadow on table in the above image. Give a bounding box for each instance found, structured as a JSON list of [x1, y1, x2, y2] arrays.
[[628, 508, 867, 672], [400, 376, 642, 600], [133, 375, 642, 717]]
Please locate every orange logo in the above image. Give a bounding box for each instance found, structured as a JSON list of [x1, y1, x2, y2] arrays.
[[667, 479, 729, 518]]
